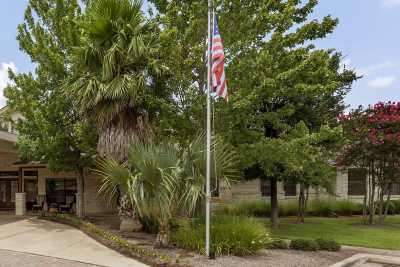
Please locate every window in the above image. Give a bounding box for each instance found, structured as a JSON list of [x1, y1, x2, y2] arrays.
[[0, 171, 19, 177], [284, 181, 297, 196], [348, 168, 367, 196], [260, 180, 271, 197], [46, 178, 77, 204], [391, 182, 400, 195]]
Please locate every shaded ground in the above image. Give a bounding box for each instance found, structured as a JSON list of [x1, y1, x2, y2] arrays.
[[0, 248, 101, 267]]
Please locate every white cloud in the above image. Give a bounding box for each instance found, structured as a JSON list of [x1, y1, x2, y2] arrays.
[[357, 61, 397, 76], [0, 62, 17, 108], [383, 0, 400, 7], [367, 75, 396, 88]]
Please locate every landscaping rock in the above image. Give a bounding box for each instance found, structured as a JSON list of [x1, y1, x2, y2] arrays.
[[120, 217, 143, 232]]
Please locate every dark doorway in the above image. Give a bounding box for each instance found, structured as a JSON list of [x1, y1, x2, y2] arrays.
[[0, 179, 18, 210]]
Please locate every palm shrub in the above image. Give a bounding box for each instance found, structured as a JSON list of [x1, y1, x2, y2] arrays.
[[97, 134, 239, 247], [98, 141, 180, 247], [179, 133, 239, 216]]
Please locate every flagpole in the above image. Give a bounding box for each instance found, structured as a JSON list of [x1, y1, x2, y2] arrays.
[[206, 0, 213, 259]]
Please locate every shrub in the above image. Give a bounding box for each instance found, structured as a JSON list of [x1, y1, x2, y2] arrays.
[[315, 238, 341, 251], [308, 199, 363, 217], [289, 239, 319, 251], [279, 201, 298, 216], [216, 199, 365, 218], [381, 201, 397, 215], [171, 216, 271, 256], [309, 200, 335, 217], [215, 200, 270, 217], [392, 200, 400, 214], [266, 239, 288, 249], [334, 200, 363, 216]]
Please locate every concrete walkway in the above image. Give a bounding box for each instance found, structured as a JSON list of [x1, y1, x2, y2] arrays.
[[0, 216, 148, 267]]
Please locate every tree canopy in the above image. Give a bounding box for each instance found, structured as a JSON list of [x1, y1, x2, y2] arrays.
[[5, 0, 97, 173], [148, 0, 358, 228]]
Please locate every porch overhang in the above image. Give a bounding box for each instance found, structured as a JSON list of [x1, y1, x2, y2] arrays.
[[0, 138, 18, 154], [0, 130, 17, 144]]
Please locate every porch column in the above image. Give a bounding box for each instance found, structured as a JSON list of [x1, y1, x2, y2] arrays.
[[75, 193, 83, 217], [15, 192, 26, 216], [76, 173, 84, 217]]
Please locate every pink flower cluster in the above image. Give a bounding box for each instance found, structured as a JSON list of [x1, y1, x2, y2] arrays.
[[341, 102, 400, 145]]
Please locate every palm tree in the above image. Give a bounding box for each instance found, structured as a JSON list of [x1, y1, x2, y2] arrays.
[[66, 0, 167, 162], [97, 134, 239, 247]]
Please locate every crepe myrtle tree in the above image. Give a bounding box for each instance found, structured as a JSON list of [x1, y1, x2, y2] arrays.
[[339, 102, 400, 224]]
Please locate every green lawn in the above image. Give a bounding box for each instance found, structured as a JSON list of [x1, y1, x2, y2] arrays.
[[265, 216, 400, 250]]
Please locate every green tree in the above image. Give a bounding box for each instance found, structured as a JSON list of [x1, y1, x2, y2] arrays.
[[281, 123, 343, 223], [65, 0, 170, 162], [5, 0, 97, 216], [149, 0, 358, 228]]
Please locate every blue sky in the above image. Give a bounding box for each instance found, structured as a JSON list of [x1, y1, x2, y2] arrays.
[[0, 0, 399, 109]]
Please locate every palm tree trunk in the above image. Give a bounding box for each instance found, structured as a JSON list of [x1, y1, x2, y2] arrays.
[[98, 114, 151, 162], [156, 223, 169, 248]]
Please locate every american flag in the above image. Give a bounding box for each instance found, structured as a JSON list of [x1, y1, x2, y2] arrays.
[[211, 15, 228, 101]]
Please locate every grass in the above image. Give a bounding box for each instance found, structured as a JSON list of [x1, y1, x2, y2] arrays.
[[266, 216, 400, 250]]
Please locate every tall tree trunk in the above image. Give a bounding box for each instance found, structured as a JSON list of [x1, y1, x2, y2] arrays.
[[378, 186, 384, 223], [297, 184, 305, 224], [98, 114, 151, 162], [362, 189, 368, 224], [368, 167, 376, 225], [76, 167, 85, 218], [270, 177, 279, 229], [382, 183, 392, 224]]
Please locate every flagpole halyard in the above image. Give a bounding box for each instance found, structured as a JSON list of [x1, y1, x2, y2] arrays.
[[206, 0, 213, 259]]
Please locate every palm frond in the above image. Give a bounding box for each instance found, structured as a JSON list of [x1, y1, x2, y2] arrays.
[[95, 157, 130, 204]]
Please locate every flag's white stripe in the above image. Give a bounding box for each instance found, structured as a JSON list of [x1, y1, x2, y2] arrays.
[[212, 51, 224, 57], [216, 71, 225, 95]]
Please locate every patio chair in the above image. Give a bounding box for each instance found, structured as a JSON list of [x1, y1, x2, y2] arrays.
[[32, 195, 45, 213]]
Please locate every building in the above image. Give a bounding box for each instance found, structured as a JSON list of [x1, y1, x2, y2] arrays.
[[220, 168, 400, 203], [0, 106, 112, 215]]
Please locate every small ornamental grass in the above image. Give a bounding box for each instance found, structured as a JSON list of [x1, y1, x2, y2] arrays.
[[171, 216, 271, 256]]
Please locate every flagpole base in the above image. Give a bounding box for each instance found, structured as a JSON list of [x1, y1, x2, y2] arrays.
[[208, 250, 216, 260]]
